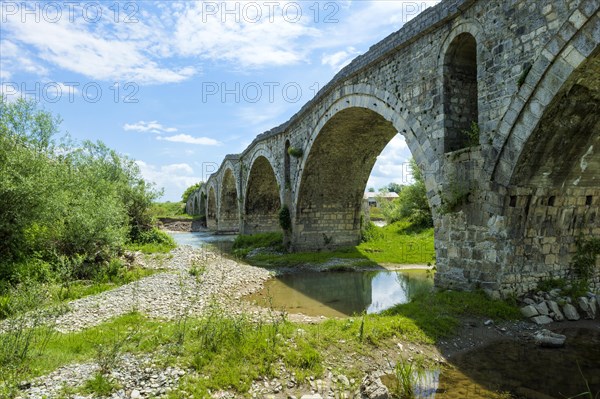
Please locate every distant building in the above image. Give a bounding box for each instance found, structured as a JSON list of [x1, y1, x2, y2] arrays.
[[363, 192, 399, 208]]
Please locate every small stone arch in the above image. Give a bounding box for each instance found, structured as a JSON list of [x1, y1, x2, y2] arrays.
[[207, 185, 217, 230], [218, 167, 240, 232], [243, 155, 282, 235]]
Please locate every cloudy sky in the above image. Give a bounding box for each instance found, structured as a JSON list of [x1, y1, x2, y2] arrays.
[[1, 0, 438, 201]]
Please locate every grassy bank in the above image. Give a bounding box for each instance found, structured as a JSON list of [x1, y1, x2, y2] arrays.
[[149, 202, 197, 220], [0, 290, 519, 398], [235, 220, 435, 267]]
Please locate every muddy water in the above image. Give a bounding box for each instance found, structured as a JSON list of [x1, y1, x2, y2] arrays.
[[246, 270, 433, 317], [383, 327, 600, 398]]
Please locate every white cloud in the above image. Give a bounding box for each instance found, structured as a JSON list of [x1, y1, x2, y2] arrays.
[[321, 47, 360, 70], [2, 5, 198, 85], [136, 160, 201, 201], [158, 134, 221, 146], [123, 121, 178, 134], [0, 39, 49, 80], [367, 135, 413, 190], [168, 1, 328, 69]]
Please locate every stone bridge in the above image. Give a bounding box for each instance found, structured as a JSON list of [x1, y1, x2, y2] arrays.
[[186, 0, 600, 297]]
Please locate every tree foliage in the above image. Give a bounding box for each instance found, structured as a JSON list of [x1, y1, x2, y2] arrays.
[[0, 97, 161, 287], [378, 159, 432, 228], [182, 182, 204, 203]]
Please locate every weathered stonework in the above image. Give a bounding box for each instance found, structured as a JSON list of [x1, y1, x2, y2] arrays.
[[186, 0, 600, 296]]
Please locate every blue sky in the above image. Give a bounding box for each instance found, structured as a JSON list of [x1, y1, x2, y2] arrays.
[[1, 1, 439, 201]]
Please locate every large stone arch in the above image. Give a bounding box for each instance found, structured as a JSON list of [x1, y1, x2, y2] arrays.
[[207, 185, 217, 230], [218, 167, 240, 232], [498, 45, 600, 289], [292, 86, 434, 196], [492, 8, 600, 186], [243, 155, 282, 235], [292, 89, 433, 251]]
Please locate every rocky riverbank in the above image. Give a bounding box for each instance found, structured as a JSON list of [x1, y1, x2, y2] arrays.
[[10, 244, 600, 399]]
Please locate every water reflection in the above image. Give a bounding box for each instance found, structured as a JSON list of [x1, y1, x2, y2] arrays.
[[168, 231, 236, 252], [247, 270, 433, 317]]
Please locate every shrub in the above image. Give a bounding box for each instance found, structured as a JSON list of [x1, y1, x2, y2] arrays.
[[361, 221, 384, 242], [279, 205, 292, 231], [287, 146, 303, 157]]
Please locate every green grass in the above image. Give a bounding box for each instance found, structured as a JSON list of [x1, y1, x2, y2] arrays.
[[48, 266, 158, 303], [368, 207, 385, 221], [232, 232, 285, 257], [0, 288, 520, 398], [149, 201, 195, 219], [81, 373, 120, 396], [125, 242, 175, 254], [0, 259, 159, 321], [127, 227, 177, 254], [242, 221, 434, 267]]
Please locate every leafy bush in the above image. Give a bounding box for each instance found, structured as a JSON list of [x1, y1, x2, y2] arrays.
[[279, 205, 292, 231], [287, 146, 303, 157], [378, 159, 432, 228], [182, 182, 203, 203], [0, 96, 160, 291], [232, 233, 284, 257], [361, 221, 384, 243]]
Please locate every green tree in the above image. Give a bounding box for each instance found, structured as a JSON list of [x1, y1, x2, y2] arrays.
[[0, 96, 161, 285], [378, 159, 432, 228], [182, 182, 204, 203], [387, 182, 404, 194]]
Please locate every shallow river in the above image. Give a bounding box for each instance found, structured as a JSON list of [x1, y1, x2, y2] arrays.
[[169, 232, 600, 398]]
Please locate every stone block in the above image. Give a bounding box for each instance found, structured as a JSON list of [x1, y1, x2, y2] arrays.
[[521, 305, 539, 318], [531, 315, 553, 325], [562, 303, 580, 321]]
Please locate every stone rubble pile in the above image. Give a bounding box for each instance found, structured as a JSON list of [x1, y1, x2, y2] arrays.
[[520, 289, 599, 325]]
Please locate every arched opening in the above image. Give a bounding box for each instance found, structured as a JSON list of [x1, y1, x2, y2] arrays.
[[193, 196, 200, 215], [199, 192, 207, 218], [284, 140, 291, 186], [504, 48, 600, 288], [244, 156, 281, 234], [207, 187, 217, 230], [295, 107, 422, 250], [219, 169, 240, 232], [443, 32, 478, 153]]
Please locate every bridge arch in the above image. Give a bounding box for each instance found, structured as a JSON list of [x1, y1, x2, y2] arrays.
[[492, 10, 600, 186], [243, 155, 282, 234], [199, 190, 207, 218], [292, 88, 433, 251], [218, 166, 240, 232], [207, 185, 217, 230]]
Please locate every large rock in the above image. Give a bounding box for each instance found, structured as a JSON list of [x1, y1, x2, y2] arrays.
[[546, 301, 564, 321], [531, 315, 553, 325], [578, 296, 596, 319], [360, 375, 389, 399], [521, 305, 539, 318], [533, 329, 566, 348], [590, 297, 598, 319], [562, 304, 580, 321], [534, 301, 549, 316]]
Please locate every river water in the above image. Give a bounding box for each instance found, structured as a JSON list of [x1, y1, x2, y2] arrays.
[[169, 232, 600, 398]]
